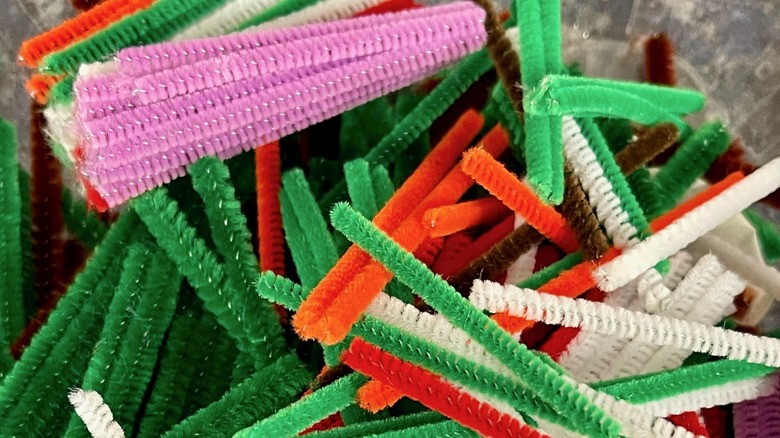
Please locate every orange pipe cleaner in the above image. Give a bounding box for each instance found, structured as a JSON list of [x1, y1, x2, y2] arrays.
[[461, 148, 579, 253], [297, 124, 508, 344], [424, 197, 509, 238], [293, 110, 484, 341]]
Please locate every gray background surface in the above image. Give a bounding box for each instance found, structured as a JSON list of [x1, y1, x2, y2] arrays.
[[1, 0, 73, 169]]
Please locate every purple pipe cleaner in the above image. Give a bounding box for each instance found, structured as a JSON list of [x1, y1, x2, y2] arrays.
[[73, 4, 486, 208], [77, 8, 480, 110], [116, 1, 475, 76], [79, 25, 482, 175], [75, 8, 483, 146], [88, 39, 478, 206], [734, 379, 780, 438]]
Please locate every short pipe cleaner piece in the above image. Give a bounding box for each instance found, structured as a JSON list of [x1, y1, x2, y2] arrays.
[[423, 197, 510, 238], [355, 380, 405, 413], [644, 32, 677, 86], [345, 159, 380, 220], [68, 389, 126, 438]]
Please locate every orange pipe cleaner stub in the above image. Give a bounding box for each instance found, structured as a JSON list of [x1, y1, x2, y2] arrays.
[[356, 379, 406, 413], [25, 74, 64, 105], [424, 197, 510, 238]]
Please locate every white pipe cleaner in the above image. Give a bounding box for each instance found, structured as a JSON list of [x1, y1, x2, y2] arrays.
[[68, 388, 125, 438]]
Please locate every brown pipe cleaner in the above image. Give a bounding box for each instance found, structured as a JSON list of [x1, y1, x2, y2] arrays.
[[30, 104, 66, 306], [558, 163, 610, 260], [309, 363, 354, 392], [470, 0, 524, 112], [705, 138, 780, 209], [615, 122, 679, 174], [644, 32, 677, 86], [448, 224, 543, 294], [13, 104, 67, 358], [70, 0, 107, 11], [643, 32, 681, 165]]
